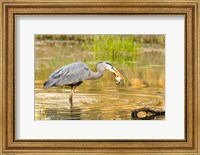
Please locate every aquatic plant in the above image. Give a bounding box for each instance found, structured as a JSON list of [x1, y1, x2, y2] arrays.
[[83, 35, 140, 67]]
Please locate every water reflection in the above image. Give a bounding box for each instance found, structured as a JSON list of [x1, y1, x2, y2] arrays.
[[35, 83, 165, 120], [45, 106, 82, 120]]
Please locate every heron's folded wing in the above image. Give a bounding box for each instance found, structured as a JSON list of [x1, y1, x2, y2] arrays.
[[49, 65, 90, 86], [61, 67, 90, 85], [50, 67, 66, 78]]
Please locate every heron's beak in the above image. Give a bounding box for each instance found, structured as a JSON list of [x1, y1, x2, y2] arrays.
[[112, 67, 125, 82]]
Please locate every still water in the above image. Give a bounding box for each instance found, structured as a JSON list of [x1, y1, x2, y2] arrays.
[[35, 79, 165, 120]]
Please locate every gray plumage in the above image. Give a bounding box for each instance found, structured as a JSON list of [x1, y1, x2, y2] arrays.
[[43, 61, 124, 104], [43, 62, 90, 89]]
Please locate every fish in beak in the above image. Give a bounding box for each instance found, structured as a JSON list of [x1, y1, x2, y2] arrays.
[[105, 63, 125, 84], [111, 67, 125, 84]]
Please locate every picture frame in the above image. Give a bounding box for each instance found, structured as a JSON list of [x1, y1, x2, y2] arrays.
[[0, 0, 199, 154]]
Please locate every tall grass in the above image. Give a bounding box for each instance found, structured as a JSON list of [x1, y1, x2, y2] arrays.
[[35, 35, 165, 88], [82, 35, 140, 67]]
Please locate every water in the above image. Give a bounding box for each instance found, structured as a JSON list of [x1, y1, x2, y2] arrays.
[[35, 80, 165, 120]]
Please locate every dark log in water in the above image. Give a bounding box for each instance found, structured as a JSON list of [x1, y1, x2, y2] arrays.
[[131, 107, 165, 120]]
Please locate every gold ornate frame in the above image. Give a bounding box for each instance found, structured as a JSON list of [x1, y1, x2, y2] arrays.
[[0, 0, 199, 154]]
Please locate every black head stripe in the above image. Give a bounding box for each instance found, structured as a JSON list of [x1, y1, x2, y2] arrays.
[[105, 62, 113, 66], [96, 61, 113, 67]]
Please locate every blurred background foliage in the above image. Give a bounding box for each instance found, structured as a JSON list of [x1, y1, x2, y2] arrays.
[[35, 34, 165, 46], [35, 35, 165, 88]]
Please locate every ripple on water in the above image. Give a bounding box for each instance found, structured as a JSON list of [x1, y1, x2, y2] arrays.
[[35, 88, 165, 120]]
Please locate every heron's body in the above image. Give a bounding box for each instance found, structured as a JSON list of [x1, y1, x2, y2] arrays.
[[43, 61, 124, 104], [44, 62, 90, 88]]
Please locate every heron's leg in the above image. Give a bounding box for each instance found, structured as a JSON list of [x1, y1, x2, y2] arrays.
[[69, 85, 78, 106], [69, 86, 74, 104]]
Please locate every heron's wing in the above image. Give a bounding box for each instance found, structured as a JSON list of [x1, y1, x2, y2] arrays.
[[50, 67, 66, 78], [63, 67, 89, 84], [48, 63, 90, 86]]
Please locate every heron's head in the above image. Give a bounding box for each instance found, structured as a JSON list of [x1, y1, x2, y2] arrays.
[[97, 62, 125, 82]]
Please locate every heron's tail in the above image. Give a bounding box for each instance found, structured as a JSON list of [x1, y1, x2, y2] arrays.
[[43, 78, 55, 89], [43, 80, 49, 89]]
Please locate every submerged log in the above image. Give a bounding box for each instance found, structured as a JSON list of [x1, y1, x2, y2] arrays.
[[131, 107, 165, 120]]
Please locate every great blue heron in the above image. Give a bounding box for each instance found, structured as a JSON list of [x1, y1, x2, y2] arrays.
[[43, 61, 124, 104]]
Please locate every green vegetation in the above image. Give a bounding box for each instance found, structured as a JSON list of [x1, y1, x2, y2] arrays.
[[35, 34, 164, 68], [35, 35, 165, 89], [83, 35, 140, 66]]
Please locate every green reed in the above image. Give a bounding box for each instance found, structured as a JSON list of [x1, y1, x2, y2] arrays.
[[82, 35, 141, 67]]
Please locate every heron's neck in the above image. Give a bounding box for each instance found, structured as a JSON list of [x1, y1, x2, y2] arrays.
[[88, 69, 104, 80]]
